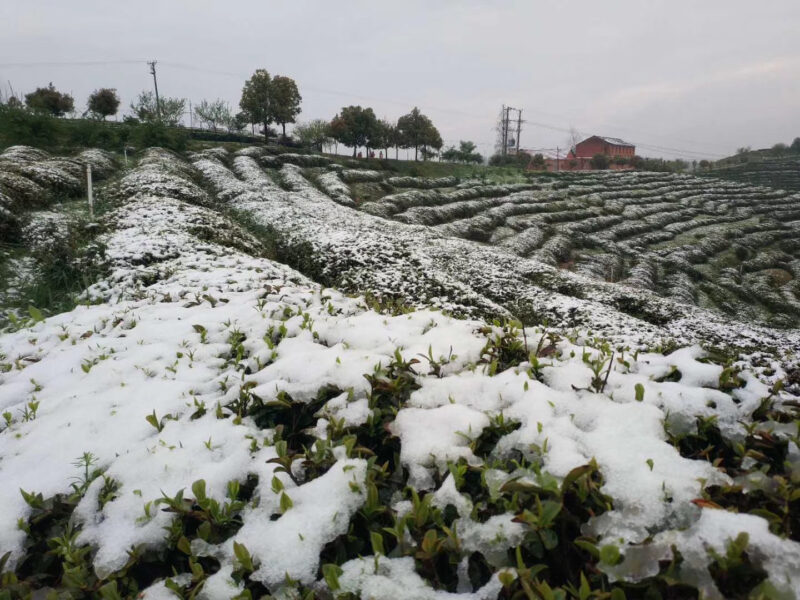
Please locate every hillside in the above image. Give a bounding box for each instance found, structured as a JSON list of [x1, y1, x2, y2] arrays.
[[704, 152, 800, 192], [0, 144, 799, 599], [181, 147, 800, 337]]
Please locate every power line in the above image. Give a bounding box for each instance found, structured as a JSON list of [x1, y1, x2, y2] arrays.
[[0, 57, 729, 159], [523, 119, 724, 159], [519, 103, 731, 154], [0, 60, 146, 68]]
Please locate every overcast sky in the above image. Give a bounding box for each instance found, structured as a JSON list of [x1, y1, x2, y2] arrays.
[[2, 0, 799, 160]]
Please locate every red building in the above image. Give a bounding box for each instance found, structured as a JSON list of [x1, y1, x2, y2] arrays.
[[570, 136, 635, 160], [529, 135, 636, 172]]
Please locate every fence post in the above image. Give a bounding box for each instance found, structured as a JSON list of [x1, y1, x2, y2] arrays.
[[86, 164, 94, 219]]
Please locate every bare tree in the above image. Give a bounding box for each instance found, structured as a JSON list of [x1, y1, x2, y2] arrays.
[[194, 99, 232, 132], [567, 126, 582, 156], [130, 91, 185, 126]]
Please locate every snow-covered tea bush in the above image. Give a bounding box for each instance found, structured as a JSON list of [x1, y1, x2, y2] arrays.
[[339, 169, 384, 183], [387, 175, 458, 188], [1, 154, 799, 598], [316, 171, 355, 207]]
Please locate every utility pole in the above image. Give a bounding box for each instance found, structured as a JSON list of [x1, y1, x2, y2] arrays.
[[500, 105, 523, 157], [505, 106, 512, 156], [501, 105, 508, 157], [86, 164, 94, 218], [148, 60, 161, 120]]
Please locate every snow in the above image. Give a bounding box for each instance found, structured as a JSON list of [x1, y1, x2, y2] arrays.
[[338, 556, 504, 600], [606, 509, 800, 599], [391, 404, 490, 488], [0, 145, 798, 597], [186, 148, 800, 361], [235, 454, 367, 587]]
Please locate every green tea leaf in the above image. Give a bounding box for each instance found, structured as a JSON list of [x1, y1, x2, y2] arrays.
[[600, 543, 622, 565], [233, 541, 254, 572], [635, 382, 645, 402], [27, 305, 44, 323], [177, 536, 192, 555], [370, 530, 385, 556], [322, 563, 343, 591]]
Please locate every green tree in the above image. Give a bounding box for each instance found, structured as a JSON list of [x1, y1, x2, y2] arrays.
[[422, 127, 443, 161], [270, 75, 302, 137], [370, 119, 395, 158], [791, 137, 800, 153], [386, 120, 403, 159], [396, 107, 441, 161], [329, 106, 379, 157], [1, 95, 23, 109], [441, 145, 459, 162], [365, 118, 392, 157], [86, 88, 120, 120], [194, 99, 232, 132], [130, 91, 185, 126], [530, 153, 546, 169], [457, 140, 482, 163], [239, 69, 274, 140], [293, 119, 331, 151], [772, 142, 788, 154], [458, 140, 477, 157], [228, 111, 250, 133], [24, 83, 74, 117], [590, 153, 610, 170], [673, 159, 689, 172]]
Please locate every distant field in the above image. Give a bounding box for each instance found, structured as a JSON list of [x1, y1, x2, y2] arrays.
[[705, 153, 800, 192], [355, 168, 800, 328]]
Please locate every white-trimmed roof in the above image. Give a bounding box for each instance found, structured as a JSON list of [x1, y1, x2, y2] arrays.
[[596, 136, 634, 147]]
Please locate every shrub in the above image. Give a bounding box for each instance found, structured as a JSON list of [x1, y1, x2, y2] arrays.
[[0, 105, 61, 146], [488, 151, 530, 168], [130, 121, 188, 151], [530, 153, 546, 169], [771, 143, 788, 154], [590, 153, 609, 170], [66, 119, 121, 149]]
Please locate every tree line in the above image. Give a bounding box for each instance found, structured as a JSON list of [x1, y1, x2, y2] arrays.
[[1, 71, 490, 163], [9, 75, 799, 169]]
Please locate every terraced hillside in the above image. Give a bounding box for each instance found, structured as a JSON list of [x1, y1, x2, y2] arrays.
[[361, 169, 800, 329], [168, 147, 799, 344], [1, 144, 799, 599], [0, 145, 118, 323], [705, 155, 800, 192]]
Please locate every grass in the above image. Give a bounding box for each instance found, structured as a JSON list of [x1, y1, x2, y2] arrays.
[[0, 156, 114, 329], [0, 210, 108, 329], [371, 157, 528, 183]]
